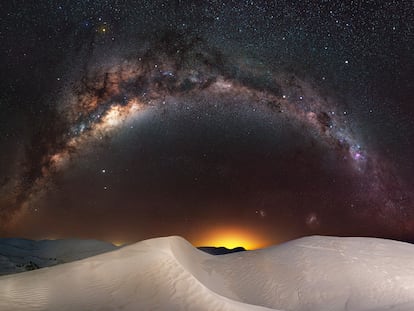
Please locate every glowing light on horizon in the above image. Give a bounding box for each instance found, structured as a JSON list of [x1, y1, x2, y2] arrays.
[[193, 226, 270, 250]]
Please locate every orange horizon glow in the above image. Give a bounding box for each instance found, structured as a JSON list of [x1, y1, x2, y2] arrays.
[[192, 226, 271, 250]]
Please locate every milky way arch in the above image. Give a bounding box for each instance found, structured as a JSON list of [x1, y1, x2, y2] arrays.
[[2, 33, 411, 234]]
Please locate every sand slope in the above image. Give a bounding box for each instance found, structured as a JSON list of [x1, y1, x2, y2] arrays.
[[1, 235, 414, 311]]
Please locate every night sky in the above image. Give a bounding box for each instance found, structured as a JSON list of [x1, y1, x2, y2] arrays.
[[0, 1, 413, 248]]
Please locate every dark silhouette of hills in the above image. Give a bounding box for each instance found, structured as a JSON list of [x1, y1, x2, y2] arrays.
[[197, 246, 246, 255]]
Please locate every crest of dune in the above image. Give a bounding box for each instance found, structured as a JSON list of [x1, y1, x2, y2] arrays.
[[1, 235, 414, 311]]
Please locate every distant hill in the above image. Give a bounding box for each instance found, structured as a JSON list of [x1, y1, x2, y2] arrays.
[[197, 246, 246, 255], [0, 238, 117, 276]]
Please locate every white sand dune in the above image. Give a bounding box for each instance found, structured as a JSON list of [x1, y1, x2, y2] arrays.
[[1, 235, 414, 311]]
